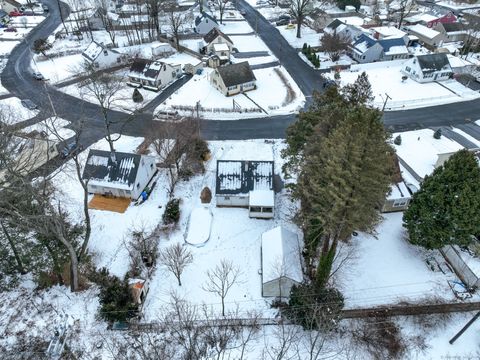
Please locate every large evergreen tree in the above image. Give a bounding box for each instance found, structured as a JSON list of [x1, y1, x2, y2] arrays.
[[403, 150, 480, 249]]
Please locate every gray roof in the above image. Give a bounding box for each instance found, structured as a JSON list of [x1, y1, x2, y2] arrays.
[[0, 10, 8, 18], [203, 27, 233, 45], [216, 160, 274, 195], [195, 12, 218, 27], [82, 149, 141, 187], [441, 22, 465, 32], [417, 53, 451, 73], [326, 19, 344, 30], [216, 61, 256, 88]]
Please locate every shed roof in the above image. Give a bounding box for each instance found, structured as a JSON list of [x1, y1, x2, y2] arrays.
[[249, 190, 274, 207], [82, 41, 107, 62], [82, 149, 143, 190], [216, 61, 256, 87], [261, 226, 303, 284], [216, 160, 274, 195]]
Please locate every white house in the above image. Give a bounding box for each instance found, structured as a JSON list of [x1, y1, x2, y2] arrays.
[[434, 22, 468, 43], [210, 61, 256, 96], [350, 34, 409, 63], [215, 160, 275, 218], [82, 150, 157, 200], [401, 53, 453, 83], [405, 24, 446, 48], [127, 58, 182, 91], [195, 12, 218, 35], [82, 41, 124, 69], [324, 19, 363, 41], [261, 227, 303, 299], [202, 27, 234, 64]]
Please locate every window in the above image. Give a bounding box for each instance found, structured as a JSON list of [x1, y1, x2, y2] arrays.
[[228, 85, 237, 90], [136, 183, 140, 189], [393, 199, 408, 207], [172, 71, 176, 78], [262, 207, 273, 213], [250, 206, 261, 212], [224, 196, 230, 200], [362, 55, 366, 60], [103, 50, 108, 56], [405, 66, 411, 72], [150, 163, 154, 168]]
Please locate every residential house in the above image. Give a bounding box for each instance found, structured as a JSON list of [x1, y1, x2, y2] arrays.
[[0, 0, 21, 13], [261, 226, 303, 298], [405, 24, 446, 48], [324, 19, 363, 41], [308, 9, 332, 30], [215, 160, 275, 218], [82, 149, 157, 200], [195, 12, 218, 35], [404, 11, 456, 28], [447, 54, 476, 74], [401, 53, 453, 83], [434, 22, 468, 43], [210, 61, 256, 96], [87, 8, 120, 30], [202, 27, 233, 64], [127, 58, 182, 91], [82, 40, 124, 69], [350, 34, 409, 63], [371, 26, 409, 44], [151, 43, 175, 57]]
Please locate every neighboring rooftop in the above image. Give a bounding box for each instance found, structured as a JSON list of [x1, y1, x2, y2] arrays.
[[216, 61, 256, 87], [203, 27, 233, 45], [216, 160, 274, 195], [407, 24, 442, 39], [417, 53, 451, 72]]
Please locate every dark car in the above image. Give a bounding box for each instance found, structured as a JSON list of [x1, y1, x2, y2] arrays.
[[60, 141, 83, 159], [21, 99, 37, 110], [278, 14, 291, 21], [4, 27, 18, 32], [42, 4, 49, 12], [240, 10, 246, 15], [276, 19, 289, 26]]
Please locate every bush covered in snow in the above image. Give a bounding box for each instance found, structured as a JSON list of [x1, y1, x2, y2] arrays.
[[163, 198, 181, 225]]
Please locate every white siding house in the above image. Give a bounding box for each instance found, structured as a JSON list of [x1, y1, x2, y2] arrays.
[[82, 41, 124, 69], [215, 160, 275, 218], [127, 58, 182, 91], [261, 227, 303, 299], [210, 61, 256, 96], [82, 150, 157, 200], [195, 12, 218, 34], [401, 53, 453, 83]]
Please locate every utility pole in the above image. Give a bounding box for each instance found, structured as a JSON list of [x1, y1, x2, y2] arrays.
[[382, 93, 391, 112]]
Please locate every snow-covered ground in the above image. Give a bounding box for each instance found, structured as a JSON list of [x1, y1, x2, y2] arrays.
[[0, 40, 20, 57], [156, 66, 305, 119], [326, 60, 480, 111], [32, 54, 86, 83], [299, 51, 353, 70], [392, 129, 463, 179], [0, 97, 40, 125], [277, 24, 322, 48], [217, 20, 255, 34]]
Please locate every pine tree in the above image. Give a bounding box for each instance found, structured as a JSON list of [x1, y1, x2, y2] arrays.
[[394, 135, 402, 145], [302, 43, 308, 54], [433, 128, 442, 139], [297, 106, 393, 287], [342, 72, 373, 105], [403, 150, 480, 249], [132, 88, 144, 103]]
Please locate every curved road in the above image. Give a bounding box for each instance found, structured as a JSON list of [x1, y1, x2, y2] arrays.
[[2, 0, 480, 145]]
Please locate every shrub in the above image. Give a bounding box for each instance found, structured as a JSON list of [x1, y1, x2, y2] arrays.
[[334, 71, 341, 80], [163, 198, 180, 225], [132, 88, 144, 103], [192, 137, 210, 161], [307, 45, 311, 55], [302, 43, 308, 54], [433, 129, 442, 139], [394, 135, 402, 145], [200, 187, 212, 203], [98, 274, 138, 323]]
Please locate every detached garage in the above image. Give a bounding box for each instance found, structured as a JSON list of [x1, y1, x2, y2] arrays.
[[261, 226, 303, 299]]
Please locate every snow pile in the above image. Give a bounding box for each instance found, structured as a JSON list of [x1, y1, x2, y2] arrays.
[[185, 207, 213, 246]]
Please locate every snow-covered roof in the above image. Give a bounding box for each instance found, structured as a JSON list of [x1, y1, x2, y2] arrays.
[[407, 24, 441, 39], [261, 227, 303, 284], [447, 54, 474, 68], [387, 181, 411, 200], [249, 190, 274, 207], [372, 26, 407, 38], [82, 41, 106, 62], [213, 43, 229, 52], [405, 13, 439, 24], [216, 160, 274, 195]]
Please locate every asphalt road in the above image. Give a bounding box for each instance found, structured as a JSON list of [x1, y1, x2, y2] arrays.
[[2, 0, 480, 145]]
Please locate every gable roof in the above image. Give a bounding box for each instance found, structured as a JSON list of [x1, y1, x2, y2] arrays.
[[261, 226, 303, 284], [351, 33, 379, 54], [441, 22, 465, 33], [129, 58, 172, 81], [82, 150, 142, 189], [215, 61, 256, 88], [408, 24, 441, 39], [195, 12, 218, 27], [417, 53, 451, 73], [215, 160, 274, 195], [326, 18, 344, 30], [203, 27, 233, 45]]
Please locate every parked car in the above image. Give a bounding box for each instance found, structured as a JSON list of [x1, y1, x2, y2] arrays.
[[275, 19, 289, 26], [21, 99, 38, 110], [4, 27, 18, 32], [278, 14, 291, 21], [240, 10, 246, 15], [9, 10, 23, 16], [42, 4, 49, 12], [60, 141, 83, 159], [33, 72, 44, 80]]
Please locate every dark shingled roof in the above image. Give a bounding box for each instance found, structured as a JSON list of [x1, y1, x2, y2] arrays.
[[441, 22, 465, 32], [326, 19, 344, 30], [129, 58, 151, 74], [417, 53, 450, 73], [216, 160, 274, 195], [203, 27, 233, 45], [82, 149, 141, 188], [216, 61, 256, 88]]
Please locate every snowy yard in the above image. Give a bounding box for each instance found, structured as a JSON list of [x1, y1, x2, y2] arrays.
[[0, 97, 39, 125], [327, 60, 480, 110], [277, 24, 322, 48], [217, 20, 254, 34], [0, 40, 20, 57], [32, 54, 86, 83], [156, 66, 305, 119]]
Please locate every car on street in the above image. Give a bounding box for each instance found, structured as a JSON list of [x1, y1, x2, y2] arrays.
[[9, 10, 23, 16], [60, 141, 83, 159], [20, 99, 38, 110], [240, 10, 246, 15], [4, 27, 18, 32], [42, 4, 49, 12], [33, 71, 44, 80], [275, 19, 289, 26]]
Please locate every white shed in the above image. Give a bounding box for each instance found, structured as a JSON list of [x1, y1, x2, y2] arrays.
[[261, 227, 303, 299]]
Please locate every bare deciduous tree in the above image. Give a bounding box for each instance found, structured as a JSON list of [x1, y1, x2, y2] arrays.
[[213, 0, 228, 24], [320, 32, 350, 62], [203, 259, 241, 317], [164, 7, 193, 50], [159, 243, 193, 286], [289, 0, 314, 38]]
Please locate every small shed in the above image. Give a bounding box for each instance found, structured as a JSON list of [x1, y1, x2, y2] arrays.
[[249, 189, 274, 219], [382, 181, 412, 212], [261, 227, 303, 299]]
